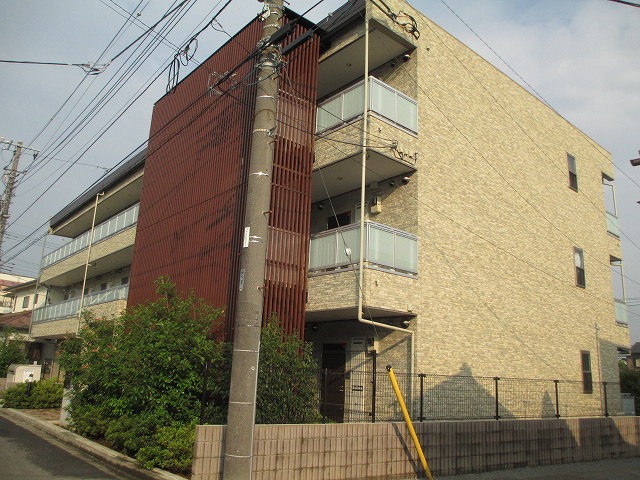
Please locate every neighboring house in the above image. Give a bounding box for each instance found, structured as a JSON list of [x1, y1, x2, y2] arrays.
[[627, 342, 640, 370], [0, 280, 48, 384], [36, 0, 630, 420], [0, 273, 34, 314], [29, 150, 144, 370]]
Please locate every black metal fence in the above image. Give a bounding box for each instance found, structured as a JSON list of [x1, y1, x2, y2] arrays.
[[318, 368, 624, 423]]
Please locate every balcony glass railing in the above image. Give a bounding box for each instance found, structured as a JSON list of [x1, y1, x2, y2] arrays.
[[309, 222, 417, 275], [43, 204, 139, 268], [316, 77, 417, 133], [615, 299, 628, 325], [32, 284, 129, 324], [606, 211, 620, 238]]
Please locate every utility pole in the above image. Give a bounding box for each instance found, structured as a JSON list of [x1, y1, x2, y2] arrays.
[[222, 1, 283, 479], [0, 141, 23, 261]]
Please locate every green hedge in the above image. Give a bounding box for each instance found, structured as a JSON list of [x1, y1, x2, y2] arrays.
[[2, 379, 63, 409]]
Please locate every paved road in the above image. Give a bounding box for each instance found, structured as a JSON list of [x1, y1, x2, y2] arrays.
[[0, 415, 140, 479]]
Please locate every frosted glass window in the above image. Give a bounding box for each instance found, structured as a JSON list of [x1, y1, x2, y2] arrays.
[[395, 234, 417, 272], [396, 95, 418, 132], [343, 83, 365, 120], [336, 228, 360, 264], [317, 96, 342, 131], [368, 225, 394, 266], [309, 235, 336, 270]]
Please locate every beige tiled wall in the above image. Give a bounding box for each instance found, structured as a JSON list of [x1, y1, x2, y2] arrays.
[[192, 417, 640, 480]]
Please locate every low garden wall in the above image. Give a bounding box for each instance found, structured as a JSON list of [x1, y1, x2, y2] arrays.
[[192, 416, 640, 479]]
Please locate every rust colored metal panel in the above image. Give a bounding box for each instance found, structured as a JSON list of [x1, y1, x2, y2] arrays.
[[128, 20, 262, 337], [264, 23, 320, 339], [129, 16, 320, 340]]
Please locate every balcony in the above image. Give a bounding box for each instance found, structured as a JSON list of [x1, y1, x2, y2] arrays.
[[309, 221, 417, 276], [615, 299, 628, 325], [32, 284, 129, 325], [606, 211, 620, 238], [43, 204, 139, 268], [317, 77, 417, 134], [313, 77, 418, 203], [307, 222, 417, 322]]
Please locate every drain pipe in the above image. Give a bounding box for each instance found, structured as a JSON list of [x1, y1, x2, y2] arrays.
[[357, 9, 415, 412]]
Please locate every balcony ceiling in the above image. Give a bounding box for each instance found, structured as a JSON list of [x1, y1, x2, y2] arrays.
[[53, 175, 142, 238], [318, 20, 415, 99], [305, 306, 415, 323], [44, 245, 134, 287], [312, 150, 415, 202]]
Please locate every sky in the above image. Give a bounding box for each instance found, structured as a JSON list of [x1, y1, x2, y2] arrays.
[[0, 0, 639, 338]]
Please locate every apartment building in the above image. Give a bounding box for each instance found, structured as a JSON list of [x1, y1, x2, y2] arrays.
[[302, 0, 629, 420], [34, 0, 628, 421], [29, 150, 144, 366]]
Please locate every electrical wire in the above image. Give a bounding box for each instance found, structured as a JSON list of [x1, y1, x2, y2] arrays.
[[0, 59, 108, 74], [7, 1, 198, 227]]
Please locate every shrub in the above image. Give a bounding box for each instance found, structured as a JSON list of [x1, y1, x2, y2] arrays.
[[256, 318, 322, 424], [58, 277, 225, 472], [136, 423, 196, 474], [0, 329, 27, 373], [2, 379, 63, 409]]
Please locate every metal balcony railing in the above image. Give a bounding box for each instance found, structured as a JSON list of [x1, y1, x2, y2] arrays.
[[32, 284, 129, 324], [606, 211, 620, 237], [614, 299, 628, 325], [316, 77, 418, 133], [309, 221, 417, 275], [42, 204, 139, 268]]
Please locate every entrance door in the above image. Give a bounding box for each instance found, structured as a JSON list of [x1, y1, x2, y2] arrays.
[[320, 343, 346, 422]]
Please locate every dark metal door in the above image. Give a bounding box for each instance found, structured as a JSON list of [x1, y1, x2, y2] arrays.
[[320, 343, 346, 422]]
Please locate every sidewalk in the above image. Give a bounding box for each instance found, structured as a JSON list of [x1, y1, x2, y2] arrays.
[[437, 457, 640, 479], [0, 408, 185, 480]]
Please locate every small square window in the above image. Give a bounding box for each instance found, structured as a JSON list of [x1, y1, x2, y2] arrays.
[[574, 247, 585, 288], [121, 276, 129, 285], [567, 154, 578, 191], [100, 283, 107, 291]]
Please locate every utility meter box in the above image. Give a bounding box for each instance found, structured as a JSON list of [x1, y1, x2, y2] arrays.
[[6, 364, 42, 384]]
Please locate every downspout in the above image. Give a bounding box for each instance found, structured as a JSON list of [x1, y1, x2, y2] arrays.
[[29, 233, 48, 338], [77, 191, 104, 334], [357, 7, 415, 412]]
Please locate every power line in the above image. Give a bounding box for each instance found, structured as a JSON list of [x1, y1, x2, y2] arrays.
[[0, 59, 108, 74], [607, 0, 640, 7]]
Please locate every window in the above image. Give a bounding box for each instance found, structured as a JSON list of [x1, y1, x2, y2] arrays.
[[567, 153, 578, 191], [581, 351, 593, 394], [327, 211, 351, 230], [34, 294, 39, 305], [574, 247, 585, 288], [121, 276, 129, 285], [22, 296, 29, 309], [100, 283, 107, 291]]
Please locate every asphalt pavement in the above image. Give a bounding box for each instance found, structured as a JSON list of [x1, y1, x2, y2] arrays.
[[0, 408, 184, 480], [0, 414, 139, 479]]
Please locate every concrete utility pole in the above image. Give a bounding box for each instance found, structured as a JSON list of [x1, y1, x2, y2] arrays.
[[0, 141, 23, 261], [222, 1, 283, 479]]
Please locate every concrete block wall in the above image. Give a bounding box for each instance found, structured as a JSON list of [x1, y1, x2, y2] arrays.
[[192, 417, 640, 480]]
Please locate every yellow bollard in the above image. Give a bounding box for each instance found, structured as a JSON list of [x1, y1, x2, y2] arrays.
[[386, 365, 434, 480]]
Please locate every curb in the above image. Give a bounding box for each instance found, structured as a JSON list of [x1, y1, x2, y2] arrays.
[[0, 408, 186, 480]]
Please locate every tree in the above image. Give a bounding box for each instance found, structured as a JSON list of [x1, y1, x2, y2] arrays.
[[256, 317, 322, 424], [0, 328, 27, 374], [59, 277, 227, 471], [58, 277, 323, 474], [619, 360, 640, 413]]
